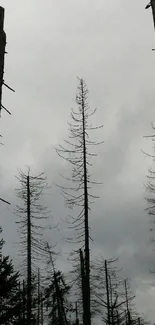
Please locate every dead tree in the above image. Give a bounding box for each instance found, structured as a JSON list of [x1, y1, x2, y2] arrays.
[[15, 168, 50, 324], [102, 258, 123, 325], [92, 257, 129, 325], [94, 256, 150, 325], [0, 6, 15, 117], [0, 7, 15, 205], [124, 279, 131, 325], [143, 125, 155, 266], [35, 268, 46, 325], [0, 9, 10, 204], [45, 242, 71, 325], [0, 6, 6, 115], [121, 278, 136, 325], [56, 78, 103, 325]]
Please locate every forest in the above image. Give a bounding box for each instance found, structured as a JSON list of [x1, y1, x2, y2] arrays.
[[0, 78, 154, 325], [0, 2, 155, 325]]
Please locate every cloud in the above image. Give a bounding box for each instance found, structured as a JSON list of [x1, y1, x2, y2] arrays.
[[0, 0, 155, 321]]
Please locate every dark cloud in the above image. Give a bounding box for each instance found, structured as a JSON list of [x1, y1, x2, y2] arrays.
[[0, 0, 155, 321]]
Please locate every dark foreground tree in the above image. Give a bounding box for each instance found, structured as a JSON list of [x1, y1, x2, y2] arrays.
[[44, 242, 73, 325], [45, 269, 72, 325], [0, 227, 23, 324], [56, 78, 103, 325]]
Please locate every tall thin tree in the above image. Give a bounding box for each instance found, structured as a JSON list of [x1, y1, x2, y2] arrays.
[[0, 6, 15, 117], [15, 168, 50, 324], [56, 78, 103, 325]]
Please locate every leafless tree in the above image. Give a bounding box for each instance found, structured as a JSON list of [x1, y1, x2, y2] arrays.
[[0, 6, 15, 118], [143, 124, 155, 262], [56, 78, 103, 325], [15, 168, 50, 324], [44, 242, 73, 325], [92, 257, 137, 325]]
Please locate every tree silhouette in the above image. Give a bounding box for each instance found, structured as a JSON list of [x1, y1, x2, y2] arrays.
[[56, 78, 103, 325], [15, 168, 50, 324]]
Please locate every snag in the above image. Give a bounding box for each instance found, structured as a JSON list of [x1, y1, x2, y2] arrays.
[[0, 7, 14, 117], [145, 1, 155, 49]]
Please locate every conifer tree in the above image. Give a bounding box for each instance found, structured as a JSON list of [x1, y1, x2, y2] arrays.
[[0, 227, 22, 324], [15, 168, 50, 324], [45, 243, 73, 325], [56, 78, 103, 325]]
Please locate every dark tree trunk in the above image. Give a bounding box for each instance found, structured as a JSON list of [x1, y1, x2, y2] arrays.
[[105, 260, 110, 325], [27, 175, 32, 324]]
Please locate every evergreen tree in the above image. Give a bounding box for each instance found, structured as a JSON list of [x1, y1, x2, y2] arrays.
[[0, 227, 21, 324]]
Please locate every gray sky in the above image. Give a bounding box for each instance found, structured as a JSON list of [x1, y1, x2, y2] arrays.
[[0, 0, 155, 322]]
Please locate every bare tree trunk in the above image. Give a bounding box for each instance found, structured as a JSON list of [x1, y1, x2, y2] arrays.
[[124, 279, 131, 325], [75, 302, 79, 325], [54, 271, 63, 325], [41, 293, 43, 325], [109, 275, 114, 325], [22, 280, 26, 324], [80, 248, 86, 325], [37, 268, 40, 325], [59, 286, 68, 325], [0, 6, 14, 117], [27, 175, 32, 324], [82, 90, 91, 325], [105, 260, 110, 325], [0, 7, 5, 114]]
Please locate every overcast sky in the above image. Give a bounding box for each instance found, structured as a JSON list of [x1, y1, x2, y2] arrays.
[[0, 0, 155, 322]]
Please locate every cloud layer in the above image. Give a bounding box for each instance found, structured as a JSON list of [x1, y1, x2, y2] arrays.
[[0, 0, 155, 321]]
